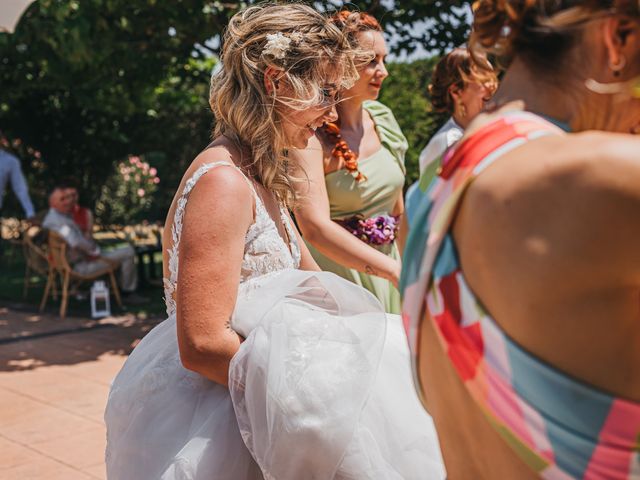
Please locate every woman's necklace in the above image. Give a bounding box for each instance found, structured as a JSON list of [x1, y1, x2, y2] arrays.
[[322, 122, 367, 182]]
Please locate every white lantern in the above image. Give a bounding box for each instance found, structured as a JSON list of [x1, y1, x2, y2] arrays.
[[90, 280, 111, 318]]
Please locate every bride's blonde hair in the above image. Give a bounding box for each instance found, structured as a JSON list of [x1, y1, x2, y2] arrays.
[[210, 3, 358, 206]]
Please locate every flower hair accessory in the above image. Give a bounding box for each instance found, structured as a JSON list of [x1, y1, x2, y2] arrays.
[[263, 31, 304, 60]]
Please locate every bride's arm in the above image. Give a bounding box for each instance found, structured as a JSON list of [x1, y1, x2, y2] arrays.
[[176, 164, 254, 387]]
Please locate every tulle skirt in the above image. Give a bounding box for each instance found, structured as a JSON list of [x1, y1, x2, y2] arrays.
[[105, 269, 445, 479]]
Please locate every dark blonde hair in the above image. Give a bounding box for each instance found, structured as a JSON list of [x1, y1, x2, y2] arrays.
[[210, 3, 358, 206], [428, 47, 497, 114]]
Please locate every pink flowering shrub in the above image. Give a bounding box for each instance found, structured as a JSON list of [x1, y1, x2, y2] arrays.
[[95, 155, 160, 225]]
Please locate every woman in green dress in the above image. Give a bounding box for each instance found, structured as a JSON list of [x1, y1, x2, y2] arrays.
[[292, 10, 406, 313]]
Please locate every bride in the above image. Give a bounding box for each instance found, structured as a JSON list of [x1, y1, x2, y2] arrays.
[[104, 4, 445, 479]]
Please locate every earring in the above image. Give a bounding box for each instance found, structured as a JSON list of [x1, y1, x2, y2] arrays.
[[610, 55, 626, 77], [458, 102, 467, 118], [266, 78, 279, 95]]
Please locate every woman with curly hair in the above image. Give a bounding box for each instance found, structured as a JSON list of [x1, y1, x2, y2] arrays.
[[418, 47, 497, 186], [402, 1, 640, 478], [404, 48, 496, 230]]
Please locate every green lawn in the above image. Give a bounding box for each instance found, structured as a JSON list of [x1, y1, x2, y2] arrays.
[[0, 240, 166, 318]]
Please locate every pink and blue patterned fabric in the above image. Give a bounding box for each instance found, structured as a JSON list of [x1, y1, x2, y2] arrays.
[[400, 111, 640, 479]]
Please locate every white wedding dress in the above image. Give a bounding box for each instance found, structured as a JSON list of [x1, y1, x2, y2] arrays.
[[105, 161, 445, 480]]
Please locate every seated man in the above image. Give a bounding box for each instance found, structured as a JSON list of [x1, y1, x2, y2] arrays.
[[42, 185, 139, 297]]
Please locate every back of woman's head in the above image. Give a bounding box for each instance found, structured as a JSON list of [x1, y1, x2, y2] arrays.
[[210, 3, 357, 205], [471, 0, 640, 69], [330, 10, 382, 65], [331, 10, 382, 35], [429, 47, 497, 114]]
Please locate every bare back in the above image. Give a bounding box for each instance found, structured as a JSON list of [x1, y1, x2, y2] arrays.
[[418, 121, 640, 478]]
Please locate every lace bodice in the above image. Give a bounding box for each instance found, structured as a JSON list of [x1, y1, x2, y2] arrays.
[[163, 161, 301, 317]]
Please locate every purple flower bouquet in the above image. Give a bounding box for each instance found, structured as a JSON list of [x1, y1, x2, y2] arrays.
[[337, 214, 399, 246]]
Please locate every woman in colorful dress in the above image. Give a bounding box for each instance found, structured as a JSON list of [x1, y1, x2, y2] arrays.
[[401, 1, 640, 478], [292, 11, 406, 314]]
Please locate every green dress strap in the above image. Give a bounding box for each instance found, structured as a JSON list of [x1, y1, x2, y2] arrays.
[[363, 100, 408, 175]]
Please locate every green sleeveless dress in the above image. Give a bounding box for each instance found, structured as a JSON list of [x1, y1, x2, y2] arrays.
[[306, 100, 407, 313]]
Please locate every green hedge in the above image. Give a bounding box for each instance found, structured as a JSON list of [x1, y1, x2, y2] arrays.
[[378, 58, 448, 186]]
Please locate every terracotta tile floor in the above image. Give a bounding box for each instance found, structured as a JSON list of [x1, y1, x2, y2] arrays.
[[0, 306, 160, 479]]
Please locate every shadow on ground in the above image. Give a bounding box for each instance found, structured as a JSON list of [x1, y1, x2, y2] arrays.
[[0, 304, 162, 372]]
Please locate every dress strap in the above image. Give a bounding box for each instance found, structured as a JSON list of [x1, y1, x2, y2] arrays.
[[403, 112, 640, 480], [402, 112, 563, 357], [163, 161, 256, 317]]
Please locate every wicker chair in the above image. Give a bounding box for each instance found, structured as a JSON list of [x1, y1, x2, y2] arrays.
[[40, 231, 123, 319], [22, 226, 53, 299]]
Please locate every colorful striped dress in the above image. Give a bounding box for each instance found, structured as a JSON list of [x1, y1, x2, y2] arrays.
[[401, 111, 640, 479]]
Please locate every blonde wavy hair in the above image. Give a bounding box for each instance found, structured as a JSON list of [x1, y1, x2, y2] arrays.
[[210, 3, 358, 206]]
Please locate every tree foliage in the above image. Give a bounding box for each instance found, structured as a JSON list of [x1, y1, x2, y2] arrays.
[[0, 0, 228, 218], [0, 0, 469, 222], [378, 58, 448, 185], [317, 1, 472, 55]]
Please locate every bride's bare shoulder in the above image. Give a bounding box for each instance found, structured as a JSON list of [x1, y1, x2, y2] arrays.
[[168, 142, 254, 230], [183, 139, 237, 177], [178, 138, 251, 195]]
